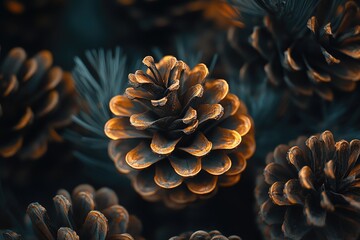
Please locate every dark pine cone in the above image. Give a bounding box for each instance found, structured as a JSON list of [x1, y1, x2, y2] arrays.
[[1, 230, 22, 240], [228, 0, 360, 107], [104, 56, 255, 208], [0, 48, 76, 160], [26, 184, 143, 240], [255, 130, 360, 239], [107, 0, 238, 30], [0, 0, 67, 51], [169, 230, 242, 240]]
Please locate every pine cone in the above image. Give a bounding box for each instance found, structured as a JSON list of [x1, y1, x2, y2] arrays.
[[1, 231, 22, 240], [109, 0, 237, 30], [255, 131, 360, 239], [169, 230, 241, 240], [105, 55, 255, 207], [0, 0, 67, 50], [0, 48, 76, 160], [228, 0, 360, 107], [185, 0, 241, 29], [26, 184, 143, 240], [103, 0, 239, 51]]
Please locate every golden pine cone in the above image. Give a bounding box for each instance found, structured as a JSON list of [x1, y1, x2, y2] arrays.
[[26, 184, 143, 240], [0, 48, 77, 159], [105, 55, 255, 207]]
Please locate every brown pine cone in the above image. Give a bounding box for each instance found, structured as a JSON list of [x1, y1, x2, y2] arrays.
[[104, 55, 255, 208], [1, 0, 67, 50], [26, 184, 143, 240], [185, 0, 241, 29], [1, 231, 22, 240], [255, 131, 360, 239], [0, 48, 77, 160], [169, 230, 242, 240], [228, 0, 360, 107], [107, 0, 239, 31]]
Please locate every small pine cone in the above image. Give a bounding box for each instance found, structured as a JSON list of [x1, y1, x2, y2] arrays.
[[107, 0, 239, 31], [0, 1, 67, 50], [105, 0, 198, 32], [185, 0, 241, 29], [105, 56, 255, 207], [228, 0, 360, 107], [1, 230, 22, 240], [0, 48, 77, 160], [169, 230, 242, 240], [255, 131, 360, 240], [26, 184, 143, 240]]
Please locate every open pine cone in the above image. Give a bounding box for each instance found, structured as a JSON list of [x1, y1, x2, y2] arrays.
[[0, 48, 76, 160], [255, 130, 360, 239], [228, 0, 360, 107], [105, 55, 255, 208], [26, 184, 143, 240], [169, 230, 242, 240]]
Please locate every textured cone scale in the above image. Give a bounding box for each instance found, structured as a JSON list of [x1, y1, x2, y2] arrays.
[[104, 55, 255, 207], [169, 230, 242, 240], [26, 184, 143, 240], [0, 48, 77, 160], [228, 0, 360, 107], [255, 131, 360, 240]]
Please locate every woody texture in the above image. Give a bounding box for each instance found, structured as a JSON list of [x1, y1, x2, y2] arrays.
[[104, 55, 255, 207], [26, 184, 143, 240], [228, 0, 360, 107], [0, 47, 76, 160], [255, 131, 360, 239]]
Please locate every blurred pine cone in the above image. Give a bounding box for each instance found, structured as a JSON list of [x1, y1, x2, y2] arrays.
[[228, 0, 360, 107], [255, 130, 360, 239], [105, 55, 255, 208], [102, 0, 239, 50], [0, 231, 21, 240], [26, 184, 143, 240], [0, 0, 67, 51], [110, 0, 238, 30], [0, 48, 77, 160], [169, 230, 242, 240]]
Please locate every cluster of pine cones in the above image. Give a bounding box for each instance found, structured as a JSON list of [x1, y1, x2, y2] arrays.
[[1, 0, 360, 239]]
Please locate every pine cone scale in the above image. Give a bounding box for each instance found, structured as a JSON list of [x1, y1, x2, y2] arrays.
[[104, 118, 151, 140], [186, 172, 218, 195], [178, 132, 212, 157], [168, 153, 201, 177], [202, 152, 232, 176], [154, 160, 183, 189], [150, 133, 181, 155], [125, 141, 165, 169]]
